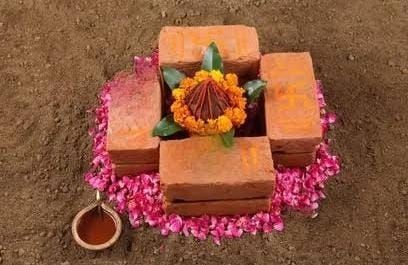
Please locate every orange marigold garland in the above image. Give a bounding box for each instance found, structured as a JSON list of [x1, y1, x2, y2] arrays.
[[153, 42, 266, 147], [171, 70, 247, 135]]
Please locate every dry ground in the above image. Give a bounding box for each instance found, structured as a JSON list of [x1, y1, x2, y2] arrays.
[[0, 0, 407, 264]]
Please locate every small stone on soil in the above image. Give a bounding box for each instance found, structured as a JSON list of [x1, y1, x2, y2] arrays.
[[348, 54, 355, 61], [161, 11, 167, 18], [63, 224, 70, 231], [46, 231, 55, 238], [387, 60, 396, 67], [401, 68, 408, 74], [17, 248, 25, 256], [40, 231, 46, 237]]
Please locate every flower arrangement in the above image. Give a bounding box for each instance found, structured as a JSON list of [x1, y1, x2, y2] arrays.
[[152, 42, 266, 147], [84, 53, 341, 243]]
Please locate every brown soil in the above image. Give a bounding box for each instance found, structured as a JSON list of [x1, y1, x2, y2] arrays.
[[1, 0, 407, 264]]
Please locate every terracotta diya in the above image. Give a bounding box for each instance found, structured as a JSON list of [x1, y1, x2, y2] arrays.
[[72, 191, 122, 250]]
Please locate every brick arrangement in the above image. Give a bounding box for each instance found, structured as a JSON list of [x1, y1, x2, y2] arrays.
[[159, 25, 260, 78], [160, 136, 275, 199], [160, 136, 275, 216], [107, 25, 324, 215], [260, 52, 322, 166], [106, 71, 161, 176]]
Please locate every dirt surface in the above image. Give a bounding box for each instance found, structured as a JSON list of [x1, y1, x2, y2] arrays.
[[1, 0, 407, 264]]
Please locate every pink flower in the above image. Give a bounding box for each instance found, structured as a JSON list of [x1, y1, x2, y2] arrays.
[[273, 222, 284, 231], [168, 215, 183, 233], [327, 112, 337, 124]]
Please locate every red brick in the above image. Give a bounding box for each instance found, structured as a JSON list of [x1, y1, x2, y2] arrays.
[[273, 151, 316, 167], [163, 197, 270, 216], [106, 71, 161, 164], [260, 53, 322, 153], [159, 25, 260, 77], [113, 163, 158, 177], [160, 136, 275, 201]]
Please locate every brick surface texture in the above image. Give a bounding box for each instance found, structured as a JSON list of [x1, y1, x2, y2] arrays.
[[160, 136, 275, 201], [163, 197, 270, 216], [159, 25, 260, 78], [260, 52, 322, 154], [272, 151, 316, 167], [107, 71, 161, 165]]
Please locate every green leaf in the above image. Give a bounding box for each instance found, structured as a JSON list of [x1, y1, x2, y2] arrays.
[[162, 67, 185, 90], [243, 79, 267, 103], [219, 129, 235, 148], [152, 115, 183, 137], [201, 42, 224, 73]]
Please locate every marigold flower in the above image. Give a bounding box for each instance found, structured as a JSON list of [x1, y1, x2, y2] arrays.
[[194, 70, 209, 82], [225, 107, 247, 126], [209, 70, 223, 82], [179, 77, 197, 91], [184, 116, 199, 131], [216, 115, 233, 133], [172, 88, 186, 100], [225, 73, 238, 86]]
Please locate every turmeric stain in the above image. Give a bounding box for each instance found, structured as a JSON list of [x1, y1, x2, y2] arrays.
[[240, 144, 259, 173], [240, 147, 250, 174], [249, 145, 258, 169]]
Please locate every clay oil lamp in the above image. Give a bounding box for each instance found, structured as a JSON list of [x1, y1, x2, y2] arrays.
[[72, 191, 122, 250]]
